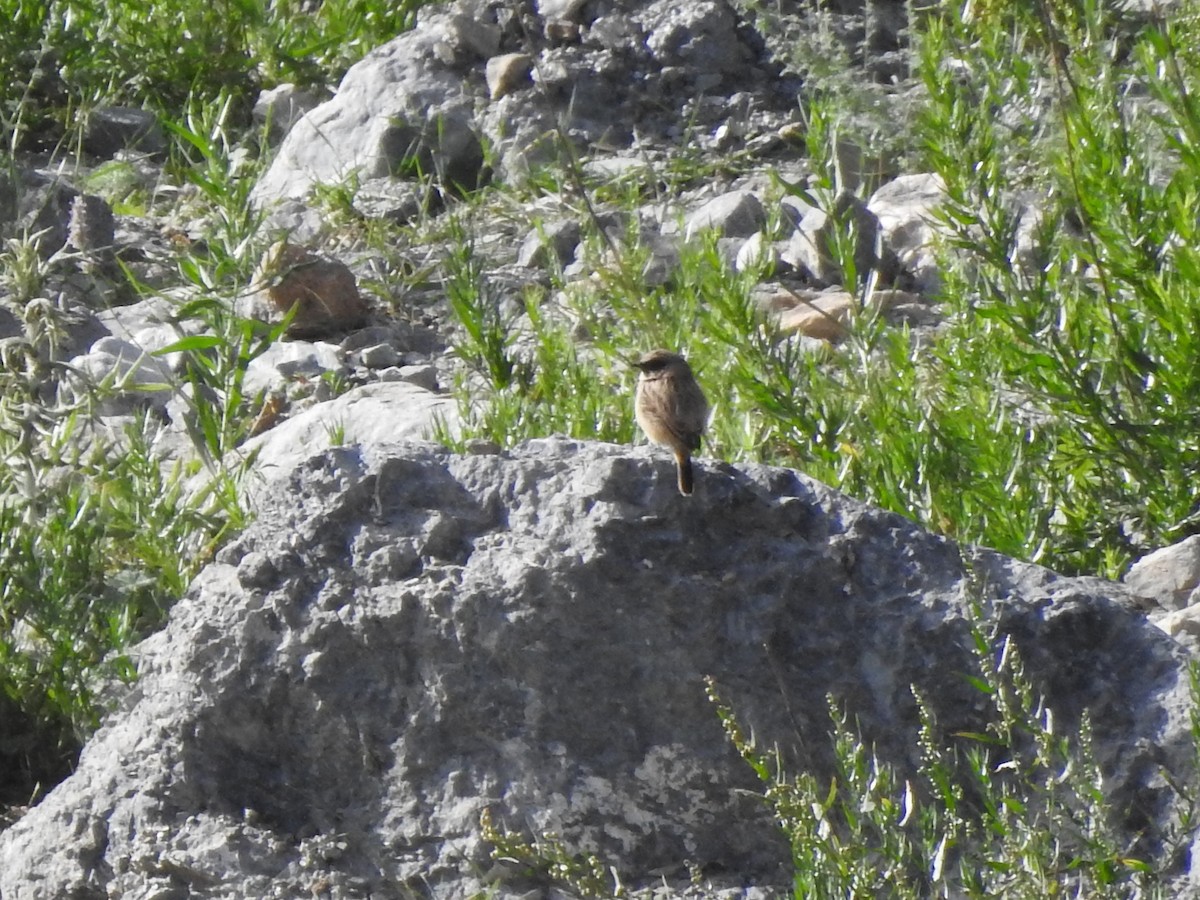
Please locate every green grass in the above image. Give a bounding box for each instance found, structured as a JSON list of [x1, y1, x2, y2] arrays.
[[0, 174, 264, 783], [0, 0, 427, 153]]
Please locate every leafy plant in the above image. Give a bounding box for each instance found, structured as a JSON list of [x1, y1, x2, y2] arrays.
[[164, 89, 267, 274], [482, 616, 1178, 899], [444, 214, 518, 391], [913, 0, 1200, 571], [480, 807, 625, 900], [155, 298, 293, 463], [149, 87, 297, 463], [0, 0, 431, 152], [707, 617, 1164, 899]]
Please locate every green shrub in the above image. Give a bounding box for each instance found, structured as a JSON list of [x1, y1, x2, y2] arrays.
[[913, 0, 1200, 573], [707, 621, 1168, 899], [483, 619, 1184, 898]]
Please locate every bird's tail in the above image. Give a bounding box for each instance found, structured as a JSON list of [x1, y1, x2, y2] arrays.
[[674, 451, 694, 496]]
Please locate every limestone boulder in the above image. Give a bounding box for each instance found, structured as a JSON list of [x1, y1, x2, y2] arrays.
[[0, 438, 1193, 898], [250, 14, 483, 207], [867, 172, 948, 294]]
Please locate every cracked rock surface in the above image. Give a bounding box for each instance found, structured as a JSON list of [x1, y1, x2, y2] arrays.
[[0, 438, 1192, 898]]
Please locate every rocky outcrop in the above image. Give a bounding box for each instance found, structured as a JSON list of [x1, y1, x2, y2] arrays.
[[251, 0, 789, 211], [0, 438, 1193, 898]]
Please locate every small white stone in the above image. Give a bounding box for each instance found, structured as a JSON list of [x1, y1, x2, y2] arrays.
[[486, 53, 533, 100]]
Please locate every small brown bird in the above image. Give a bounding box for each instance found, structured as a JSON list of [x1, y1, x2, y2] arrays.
[[633, 349, 709, 496]]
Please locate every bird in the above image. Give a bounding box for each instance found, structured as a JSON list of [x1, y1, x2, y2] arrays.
[[632, 349, 709, 496]]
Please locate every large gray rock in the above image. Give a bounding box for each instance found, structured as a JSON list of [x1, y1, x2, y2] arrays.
[[252, 0, 788, 206], [783, 190, 899, 288], [251, 13, 482, 207], [867, 172, 947, 294], [235, 380, 458, 510], [684, 189, 767, 240], [1127, 535, 1200, 613], [0, 438, 1193, 898]]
